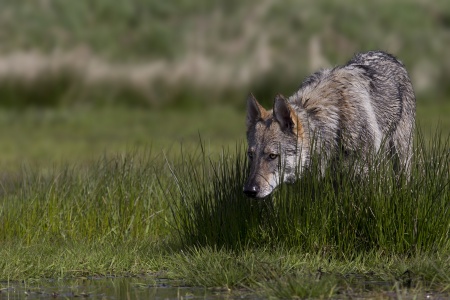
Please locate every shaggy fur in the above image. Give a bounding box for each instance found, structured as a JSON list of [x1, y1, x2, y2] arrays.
[[244, 51, 416, 198]]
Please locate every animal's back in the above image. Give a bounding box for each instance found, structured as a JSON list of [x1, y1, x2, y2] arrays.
[[290, 51, 415, 173], [345, 51, 416, 137]]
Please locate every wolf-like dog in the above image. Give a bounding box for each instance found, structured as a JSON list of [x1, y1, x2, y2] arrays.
[[244, 51, 415, 198]]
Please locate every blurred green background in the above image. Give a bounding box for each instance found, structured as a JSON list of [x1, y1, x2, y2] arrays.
[[0, 0, 449, 172]]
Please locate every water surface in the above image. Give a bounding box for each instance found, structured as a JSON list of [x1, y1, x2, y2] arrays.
[[0, 276, 244, 299]]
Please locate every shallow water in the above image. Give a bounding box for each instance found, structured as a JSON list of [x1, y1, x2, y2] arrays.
[[1, 276, 448, 299], [0, 277, 245, 299]]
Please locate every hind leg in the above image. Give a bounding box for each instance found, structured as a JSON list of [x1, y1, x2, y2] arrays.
[[392, 116, 415, 177], [391, 87, 415, 178]]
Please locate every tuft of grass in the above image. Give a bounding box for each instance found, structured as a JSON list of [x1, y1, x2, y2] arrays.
[[167, 130, 450, 256], [263, 272, 338, 299], [164, 144, 270, 249]]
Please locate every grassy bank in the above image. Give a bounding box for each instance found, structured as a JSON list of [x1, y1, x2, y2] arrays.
[[1, 245, 449, 298], [0, 124, 449, 298]]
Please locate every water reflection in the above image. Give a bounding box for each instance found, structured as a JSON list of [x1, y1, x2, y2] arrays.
[[0, 277, 236, 299]]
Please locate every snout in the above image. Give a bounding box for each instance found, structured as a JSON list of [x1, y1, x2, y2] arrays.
[[243, 183, 260, 198]]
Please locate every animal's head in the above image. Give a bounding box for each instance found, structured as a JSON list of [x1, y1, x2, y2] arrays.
[[243, 94, 307, 198]]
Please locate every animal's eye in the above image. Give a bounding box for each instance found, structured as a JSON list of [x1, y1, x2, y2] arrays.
[[247, 151, 254, 159], [268, 153, 278, 160]]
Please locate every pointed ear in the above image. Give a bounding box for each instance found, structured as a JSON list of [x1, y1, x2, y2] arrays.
[[246, 94, 268, 128], [273, 94, 301, 134]]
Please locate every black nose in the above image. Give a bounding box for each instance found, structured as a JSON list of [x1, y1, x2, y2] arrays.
[[243, 184, 259, 198]]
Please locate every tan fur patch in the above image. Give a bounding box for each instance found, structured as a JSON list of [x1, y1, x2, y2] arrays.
[[290, 109, 304, 139], [257, 102, 270, 120]]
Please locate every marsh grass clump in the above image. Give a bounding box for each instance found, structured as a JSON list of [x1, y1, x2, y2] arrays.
[[262, 271, 339, 299], [168, 131, 450, 256], [164, 145, 268, 249]]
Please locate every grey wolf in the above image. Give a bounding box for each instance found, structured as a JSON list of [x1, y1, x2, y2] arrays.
[[243, 51, 416, 198]]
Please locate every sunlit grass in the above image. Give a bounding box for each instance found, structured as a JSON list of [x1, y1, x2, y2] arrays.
[[0, 153, 168, 244]]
